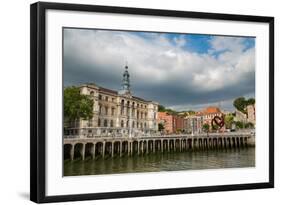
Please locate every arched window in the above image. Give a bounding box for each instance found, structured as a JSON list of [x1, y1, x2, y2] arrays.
[[104, 119, 108, 127], [121, 120, 124, 127], [127, 101, 130, 116], [132, 102, 135, 117], [99, 104, 102, 114], [110, 120, 114, 127], [90, 91, 94, 95], [121, 100, 125, 115]]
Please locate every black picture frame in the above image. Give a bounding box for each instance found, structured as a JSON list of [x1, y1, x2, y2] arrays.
[[30, 1, 274, 203]]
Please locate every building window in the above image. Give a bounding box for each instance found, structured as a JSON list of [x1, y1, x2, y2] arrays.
[[104, 119, 108, 127], [105, 106, 108, 115], [98, 118, 101, 127], [126, 120, 129, 127], [105, 96, 108, 101], [144, 123, 146, 128], [112, 98, 115, 102], [111, 107, 115, 116], [99, 105, 102, 114], [99, 94, 102, 100], [110, 120, 114, 127], [127, 101, 130, 116], [121, 120, 124, 127], [90, 91, 94, 95], [121, 100, 125, 115], [132, 121, 135, 128]]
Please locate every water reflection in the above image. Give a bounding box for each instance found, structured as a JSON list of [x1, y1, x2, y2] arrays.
[[64, 147, 255, 176]]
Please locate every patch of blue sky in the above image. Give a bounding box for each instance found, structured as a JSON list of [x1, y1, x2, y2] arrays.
[[111, 30, 255, 55], [243, 38, 255, 51]]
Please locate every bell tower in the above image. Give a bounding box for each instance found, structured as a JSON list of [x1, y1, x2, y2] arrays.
[[119, 62, 131, 96]]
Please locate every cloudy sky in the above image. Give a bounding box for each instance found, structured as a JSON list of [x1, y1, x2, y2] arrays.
[[63, 28, 255, 112]]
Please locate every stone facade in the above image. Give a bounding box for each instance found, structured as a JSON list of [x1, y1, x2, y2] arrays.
[[64, 65, 158, 138], [246, 104, 255, 124], [157, 112, 184, 134], [235, 110, 247, 123], [184, 115, 203, 134]]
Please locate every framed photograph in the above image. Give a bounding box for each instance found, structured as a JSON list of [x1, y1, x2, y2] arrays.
[[30, 2, 274, 203]]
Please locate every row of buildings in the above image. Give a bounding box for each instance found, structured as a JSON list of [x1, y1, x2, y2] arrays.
[[157, 105, 256, 135], [157, 106, 224, 135], [64, 64, 255, 138]]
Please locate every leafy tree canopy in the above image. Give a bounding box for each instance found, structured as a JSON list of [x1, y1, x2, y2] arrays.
[[247, 98, 255, 105], [245, 122, 254, 129], [235, 121, 244, 129], [202, 123, 210, 133], [158, 105, 195, 116], [158, 123, 165, 131], [158, 105, 166, 112], [64, 86, 93, 122], [233, 97, 255, 113], [224, 113, 234, 129]]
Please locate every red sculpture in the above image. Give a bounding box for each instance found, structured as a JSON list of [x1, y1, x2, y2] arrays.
[[211, 115, 225, 130]]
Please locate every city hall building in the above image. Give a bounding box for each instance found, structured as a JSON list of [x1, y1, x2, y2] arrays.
[[64, 65, 159, 138]]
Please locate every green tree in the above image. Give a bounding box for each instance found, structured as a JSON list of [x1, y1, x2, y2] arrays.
[[158, 123, 165, 132], [233, 97, 247, 113], [158, 105, 166, 112], [64, 86, 93, 124], [247, 98, 255, 105], [202, 123, 210, 133], [233, 97, 255, 114], [212, 124, 219, 131], [225, 113, 234, 129], [235, 121, 244, 129], [245, 122, 254, 129]]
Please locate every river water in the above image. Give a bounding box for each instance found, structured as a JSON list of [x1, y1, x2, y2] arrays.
[[64, 147, 255, 176]]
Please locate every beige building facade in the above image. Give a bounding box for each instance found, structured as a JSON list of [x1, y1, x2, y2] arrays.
[[64, 65, 158, 138]]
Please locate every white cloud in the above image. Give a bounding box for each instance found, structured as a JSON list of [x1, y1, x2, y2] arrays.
[[64, 29, 255, 110]]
